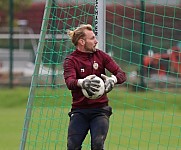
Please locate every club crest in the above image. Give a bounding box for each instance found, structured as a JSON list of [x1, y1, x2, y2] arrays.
[[93, 61, 98, 70]]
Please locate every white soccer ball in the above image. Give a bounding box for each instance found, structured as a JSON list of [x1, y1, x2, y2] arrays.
[[82, 75, 105, 99]]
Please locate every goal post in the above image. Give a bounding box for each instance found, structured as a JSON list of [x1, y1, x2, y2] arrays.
[[19, 0, 53, 149], [95, 0, 106, 51], [20, 0, 181, 149], [20, 0, 106, 149]]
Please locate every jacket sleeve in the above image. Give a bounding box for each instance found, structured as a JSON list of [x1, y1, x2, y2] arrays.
[[63, 57, 79, 90], [103, 52, 127, 84]]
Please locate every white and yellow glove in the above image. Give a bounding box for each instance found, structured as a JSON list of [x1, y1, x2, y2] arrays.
[[78, 75, 101, 96], [101, 74, 117, 93]]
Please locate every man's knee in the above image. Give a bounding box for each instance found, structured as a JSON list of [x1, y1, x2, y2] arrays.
[[91, 136, 105, 150], [67, 136, 82, 150]]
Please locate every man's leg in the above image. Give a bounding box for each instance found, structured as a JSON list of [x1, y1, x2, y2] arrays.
[[90, 106, 112, 150], [67, 112, 89, 150]]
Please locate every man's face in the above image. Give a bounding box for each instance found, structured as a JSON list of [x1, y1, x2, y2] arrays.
[[84, 30, 98, 52]]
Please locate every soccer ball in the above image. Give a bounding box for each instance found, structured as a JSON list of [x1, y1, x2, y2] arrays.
[[82, 75, 105, 99]]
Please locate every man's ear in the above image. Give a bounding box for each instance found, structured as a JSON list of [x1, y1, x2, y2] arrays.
[[79, 39, 85, 45]]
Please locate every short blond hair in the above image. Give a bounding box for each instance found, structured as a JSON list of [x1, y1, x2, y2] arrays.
[[67, 24, 93, 46]]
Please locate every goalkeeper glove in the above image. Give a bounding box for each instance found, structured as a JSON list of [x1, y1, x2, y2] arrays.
[[78, 75, 101, 96], [101, 74, 117, 93]]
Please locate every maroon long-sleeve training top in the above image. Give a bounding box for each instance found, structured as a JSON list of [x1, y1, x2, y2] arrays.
[[63, 49, 126, 109]]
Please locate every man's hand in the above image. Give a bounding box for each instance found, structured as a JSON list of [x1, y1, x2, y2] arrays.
[[101, 74, 117, 93], [78, 75, 101, 96]]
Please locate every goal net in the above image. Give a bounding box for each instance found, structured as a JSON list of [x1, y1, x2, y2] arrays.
[[20, 0, 181, 149]]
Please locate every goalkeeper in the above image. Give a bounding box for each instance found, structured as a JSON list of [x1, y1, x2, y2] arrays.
[[63, 24, 126, 150]]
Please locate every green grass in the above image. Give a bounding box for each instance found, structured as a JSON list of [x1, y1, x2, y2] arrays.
[[0, 108, 26, 150], [0, 87, 29, 108], [0, 87, 29, 150], [0, 87, 181, 150]]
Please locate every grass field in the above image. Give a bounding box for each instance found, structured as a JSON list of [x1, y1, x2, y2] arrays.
[[0, 108, 25, 150], [0, 87, 181, 150], [0, 87, 29, 150]]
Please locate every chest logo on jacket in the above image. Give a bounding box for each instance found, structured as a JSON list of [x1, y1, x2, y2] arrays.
[[93, 61, 98, 70], [81, 68, 85, 72]]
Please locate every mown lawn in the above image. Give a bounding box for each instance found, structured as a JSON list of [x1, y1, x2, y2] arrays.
[[0, 108, 25, 150], [0, 87, 181, 150], [0, 87, 29, 150]]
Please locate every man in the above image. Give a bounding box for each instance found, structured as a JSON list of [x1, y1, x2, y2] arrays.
[[63, 24, 126, 150]]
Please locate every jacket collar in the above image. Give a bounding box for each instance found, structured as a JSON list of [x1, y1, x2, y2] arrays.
[[75, 49, 97, 56]]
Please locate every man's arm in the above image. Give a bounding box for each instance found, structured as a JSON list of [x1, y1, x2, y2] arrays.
[[63, 58, 78, 90], [103, 53, 127, 84]]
